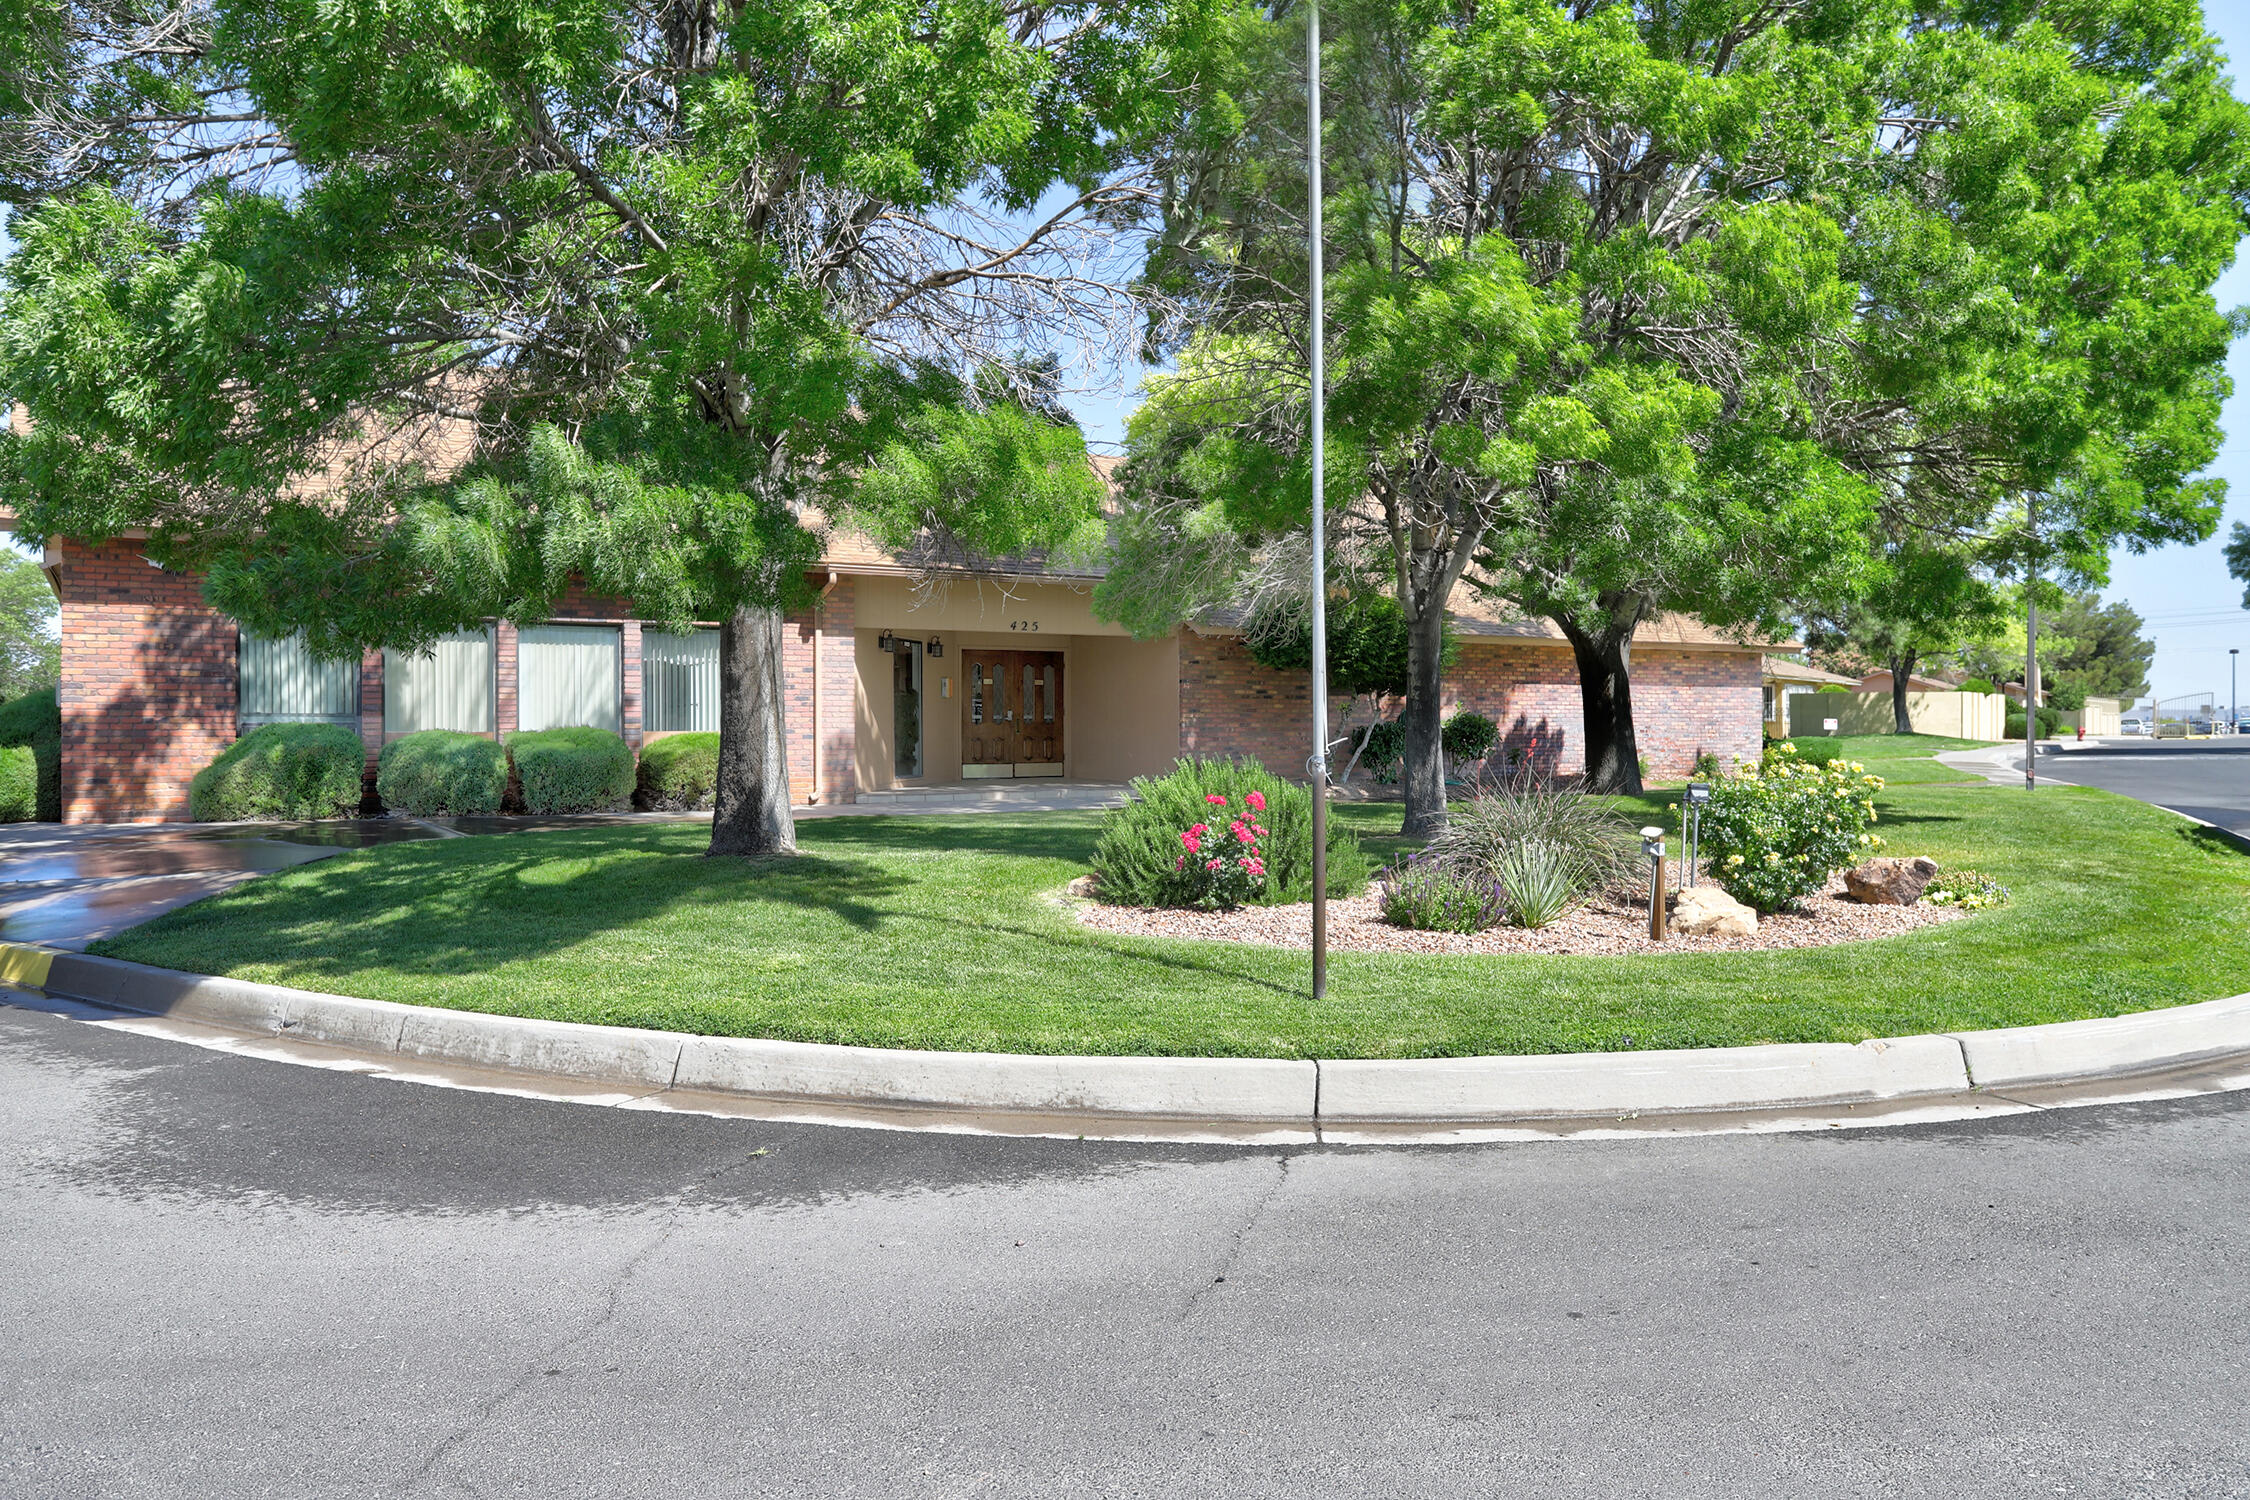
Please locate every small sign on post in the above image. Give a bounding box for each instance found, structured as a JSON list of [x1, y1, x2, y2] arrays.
[[1822, 717, 1839, 734]]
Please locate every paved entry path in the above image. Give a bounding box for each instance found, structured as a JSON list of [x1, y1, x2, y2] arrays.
[[5, 998, 2249, 1498]]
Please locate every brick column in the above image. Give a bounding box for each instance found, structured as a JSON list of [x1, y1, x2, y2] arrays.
[[621, 620, 644, 749], [495, 621, 519, 736]]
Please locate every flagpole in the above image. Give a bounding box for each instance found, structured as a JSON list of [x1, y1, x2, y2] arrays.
[[1307, 0, 1329, 1001]]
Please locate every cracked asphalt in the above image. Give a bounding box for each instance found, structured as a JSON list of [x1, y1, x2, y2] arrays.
[[6, 1000, 2250, 1499]]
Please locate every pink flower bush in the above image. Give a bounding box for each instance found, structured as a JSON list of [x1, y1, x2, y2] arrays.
[[1170, 801, 1269, 909]]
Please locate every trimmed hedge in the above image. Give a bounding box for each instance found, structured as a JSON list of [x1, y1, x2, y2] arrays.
[[637, 732, 720, 811], [189, 723, 366, 821], [0, 687, 60, 821], [378, 730, 509, 816], [506, 726, 636, 814], [1091, 756, 1368, 908], [0, 745, 37, 822]]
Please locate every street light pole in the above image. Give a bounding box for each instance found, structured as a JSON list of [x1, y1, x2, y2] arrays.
[[2232, 648, 2239, 735], [1307, 0, 1329, 1000]]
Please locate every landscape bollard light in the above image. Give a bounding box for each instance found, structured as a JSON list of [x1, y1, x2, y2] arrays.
[[1682, 781, 1711, 887], [1642, 826, 1667, 941]]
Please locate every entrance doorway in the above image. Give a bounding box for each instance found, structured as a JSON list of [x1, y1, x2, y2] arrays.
[[962, 649, 1065, 778]]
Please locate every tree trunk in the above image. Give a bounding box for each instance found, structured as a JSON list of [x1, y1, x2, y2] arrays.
[[1399, 598, 1450, 838], [1560, 597, 1645, 795], [708, 601, 798, 858], [1888, 650, 1918, 735]]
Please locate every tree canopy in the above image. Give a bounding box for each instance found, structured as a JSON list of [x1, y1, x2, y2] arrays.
[[0, 0, 1216, 852], [1103, 0, 2249, 819], [0, 548, 59, 701]]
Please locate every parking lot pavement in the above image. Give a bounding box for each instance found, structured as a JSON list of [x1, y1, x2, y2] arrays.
[[2030, 737, 2250, 838]]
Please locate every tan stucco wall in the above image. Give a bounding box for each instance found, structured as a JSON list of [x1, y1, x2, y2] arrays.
[[850, 574, 1131, 638], [1067, 632, 1182, 783], [851, 622, 1179, 789]]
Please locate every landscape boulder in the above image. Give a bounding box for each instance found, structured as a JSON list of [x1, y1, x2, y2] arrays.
[[1844, 856, 1940, 906], [1671, 884, 1758, 938], [1065, 874, 1102, 899]]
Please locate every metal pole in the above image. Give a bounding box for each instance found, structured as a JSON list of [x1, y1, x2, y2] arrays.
[[2024, 498, 2038, 791], [1307, 0, 1329, 1000], [2232, 649, 2238, 735]]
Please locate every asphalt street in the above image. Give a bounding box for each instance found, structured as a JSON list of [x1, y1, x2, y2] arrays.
[[6, 1000, 2250, 1499], [2035, 738, 2250, 838]]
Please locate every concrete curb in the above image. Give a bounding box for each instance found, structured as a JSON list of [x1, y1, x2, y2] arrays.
[[9, 943, 2249, 1130]]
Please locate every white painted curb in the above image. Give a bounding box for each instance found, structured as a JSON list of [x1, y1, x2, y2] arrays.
[[1319, 1034, 1969, 1123], [1950, 993, 2250, 1089], [14, 946, 2250, 1128]]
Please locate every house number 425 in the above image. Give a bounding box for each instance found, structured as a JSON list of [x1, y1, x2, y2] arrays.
[[1009, 619, 1042, 632]]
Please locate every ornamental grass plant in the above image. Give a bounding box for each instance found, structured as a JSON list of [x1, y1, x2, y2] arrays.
[[1699, 741, 1885, 911], [1091, 757, 1367, 908], [1427, 769, 1639, 901], [1377, 853, 1506, 932]]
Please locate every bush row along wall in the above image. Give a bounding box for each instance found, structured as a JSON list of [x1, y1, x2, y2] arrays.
[[50, 537, 858, 822]]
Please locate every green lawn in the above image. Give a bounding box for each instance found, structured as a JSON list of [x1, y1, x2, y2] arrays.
[[92, 741, 2249, 1059]]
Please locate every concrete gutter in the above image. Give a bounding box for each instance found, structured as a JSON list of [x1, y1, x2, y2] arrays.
[[9, 943, 2250, 1140]]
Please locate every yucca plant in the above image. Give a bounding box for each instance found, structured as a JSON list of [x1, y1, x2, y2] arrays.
[[1491, 838, 1594, 929]]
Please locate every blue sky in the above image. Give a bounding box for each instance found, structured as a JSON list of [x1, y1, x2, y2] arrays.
[[8, 7, 2250, 704]]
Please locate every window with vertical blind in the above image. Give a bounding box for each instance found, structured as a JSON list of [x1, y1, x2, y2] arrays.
[[643, 628, 720, 733], [517, 623, 622, 732], [384, 630, 495, 734], [238, 632, 358, 725]]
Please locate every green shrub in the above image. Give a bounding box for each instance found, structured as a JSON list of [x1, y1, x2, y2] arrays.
[[1923, 867, 2011, 911], [1958, 676, 1996, 695], [0, 687, 60, 820], [1427, 771, 1637, 903], [1814, 682, 1851, 693], [1441, 710, 1499, 763], [1350, 720, 1405, 782], [1701, 743, 1885, 912], [637, 732, 720, 810], [1784, 739, 1847, 769], [505, 727, 637, 814], [377, 731, 508, 816], [1377, 853, 1505, 932], [1092, 757, 1367, 908], [0, 744, 36, 822], [2046, 681, 2086, 712], [2004, 710, 2026, 740], [189, 723, 366, 821], [2004, 706, 2062, 739]]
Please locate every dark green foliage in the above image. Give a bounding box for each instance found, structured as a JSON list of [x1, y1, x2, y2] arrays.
[[0, 686, 61, 820], [1351, 720, 1405, 781], [2041, 593, 2154, 703], [505, 728, 637, 815], [0, 553, 58, 701], [2045, 681, 2087, 713], [1377, 854, 1505, 932], [1245, 594, 1457, 696], [1441, 711, 1499, 763], [377, 731, 508, 817], [637, 733, 721, 811], [1790, 741, 1847, 768], [189, 723, 365, 821], [1959, 677, 1996, 694], [0, 744, 37, 821], [1091, 757, 1367, 908], [2006, 707, 2064, 740]]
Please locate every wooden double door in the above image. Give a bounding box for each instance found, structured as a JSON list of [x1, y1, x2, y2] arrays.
[[962, 649, 1065, 778]]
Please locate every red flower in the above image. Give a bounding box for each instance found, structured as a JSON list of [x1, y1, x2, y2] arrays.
[[1205, 794, 1230, 806], [1245, 791, 1266, 812]]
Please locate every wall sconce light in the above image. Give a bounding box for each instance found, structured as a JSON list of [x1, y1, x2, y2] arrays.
[[926, 636, 944, 658], [877, 631, 897, 653]]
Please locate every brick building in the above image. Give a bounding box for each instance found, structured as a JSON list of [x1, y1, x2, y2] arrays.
[[31, 528, 1781, 823]]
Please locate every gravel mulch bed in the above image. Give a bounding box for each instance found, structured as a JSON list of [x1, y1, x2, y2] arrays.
[[1065, 872, 1969, 957]]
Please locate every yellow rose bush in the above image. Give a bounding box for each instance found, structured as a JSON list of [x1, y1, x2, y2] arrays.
[[1698, 744, 1885, 911]]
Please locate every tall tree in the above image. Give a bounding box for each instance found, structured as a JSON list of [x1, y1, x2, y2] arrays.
[[2039, 593, 2155, 705], [0, 0, 1213, 855], [0, 549, 58, 700], [1112, 0, 2247, 825]]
